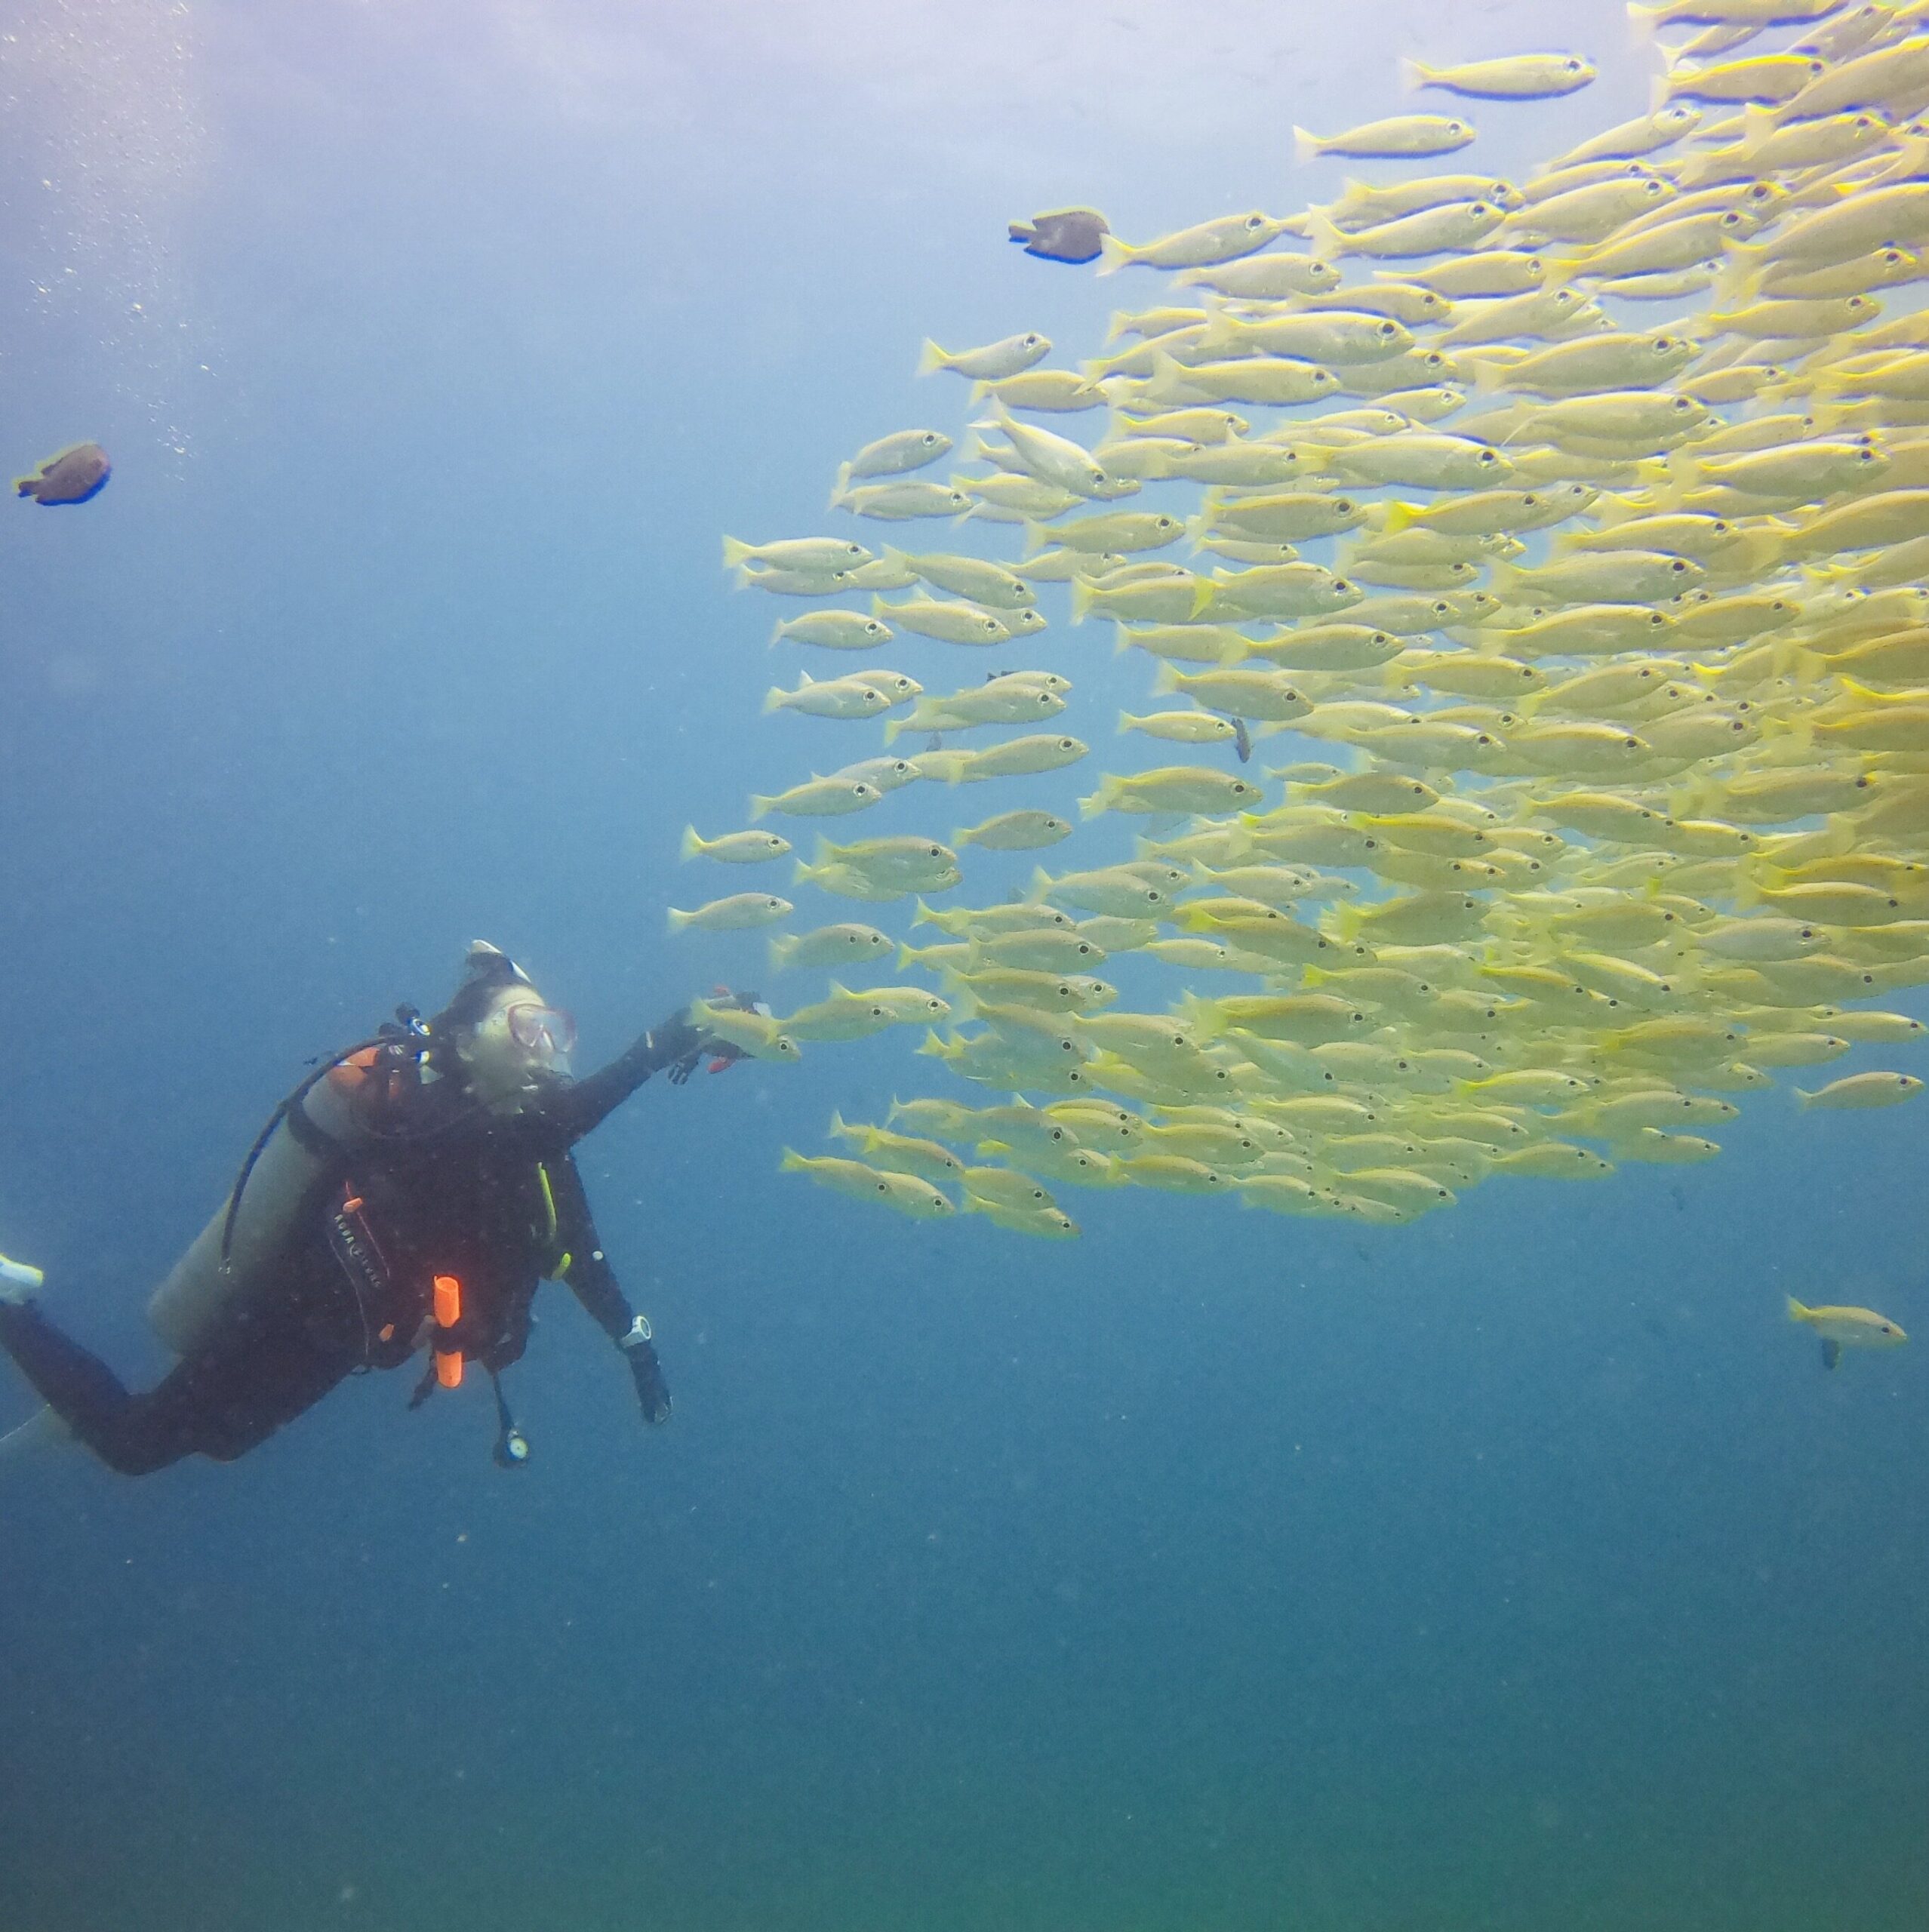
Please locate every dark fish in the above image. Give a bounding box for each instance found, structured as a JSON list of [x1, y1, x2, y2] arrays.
[[15, 442, 110, 506], [925, 732, 945, 752], [1822, 1337, 1841, 1371], [1217, 713, 1253, 762], [1008, 208, 1110, 266]]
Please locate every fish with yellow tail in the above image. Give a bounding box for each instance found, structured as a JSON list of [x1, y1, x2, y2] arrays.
[[1786, 1297, 1906, 1371], [1401, 52, 1596, 100], [1792, 1072, 1924, 1110]]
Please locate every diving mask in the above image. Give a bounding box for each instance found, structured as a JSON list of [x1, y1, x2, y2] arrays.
[[505, 1001, 576, 1072]]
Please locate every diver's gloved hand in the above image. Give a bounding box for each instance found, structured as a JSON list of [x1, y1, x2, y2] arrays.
[[646, 1006, 705, 1084], [657, 989, 765, 1081], [618, 1315, 672, 1425]]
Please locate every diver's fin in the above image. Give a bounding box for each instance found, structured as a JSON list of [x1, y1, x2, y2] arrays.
[[1821, 1337, 1841, 1371]]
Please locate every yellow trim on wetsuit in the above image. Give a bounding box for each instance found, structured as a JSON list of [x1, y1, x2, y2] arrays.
[[533, 1161, 571, 1280]]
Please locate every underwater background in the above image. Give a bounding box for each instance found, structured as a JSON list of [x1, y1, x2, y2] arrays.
[[1, 2, 1925, 1927]]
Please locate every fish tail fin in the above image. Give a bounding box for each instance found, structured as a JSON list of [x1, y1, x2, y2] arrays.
[[1291, 125, 1325, 165], [1022, 519, 1050, 558], [1118, 710, 1141, 735], [828, 1109, 860, 1146], [1626, 1, 1663, 48], [1713, 243, 1767, 305], [1399, 56, 1435, 91], [832, 463, 854, 509], [768, 617, 789, 647], [761, 686, 787, 715], [1380, 500, 1420, 535], [911, 896, 939, 929], [1787, 1296, 1811, 1320], [748, 795, 773, 823], [679, 824, 705, 861], [12, 476, 34, 497], [914, 1029, 948, 1059], [1029, 865, 1054, 902], [1305, 207, 1348, 263], [779, 1148, 810, 1174], [968, 378, 992, 408], [1771, 632, 1817, 681], [1078, 784, 1112, 820], [1097, 234, 1138, 276], [1182, 992, 1223, 1040], [1151, 662, 1182, 697], [767, 934, 795, 972], [1737, 100, 1780, 158], [1189, 580, 1215, 620], [1792, 1086, 1817, 1109], [1008, 220, 1034, 244], [882, 717, 905, 746], [1146, 348, 1189, 398], [666, 906, 694, 934], [720, 534, 752, 571], [916, 338, 952, 376], [1069, 576, 1096, 626], [1333, 903, 1364, 943], [1196, 312, 1241, 355], [869, 594, 891, 621]]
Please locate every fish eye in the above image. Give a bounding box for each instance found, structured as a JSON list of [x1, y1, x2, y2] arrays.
[[1245, 214, 1265, 229], [1024, 334, 1042, 346]]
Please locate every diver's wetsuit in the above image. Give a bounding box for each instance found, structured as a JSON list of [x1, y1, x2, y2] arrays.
[[0, 1026, 685, 1476]]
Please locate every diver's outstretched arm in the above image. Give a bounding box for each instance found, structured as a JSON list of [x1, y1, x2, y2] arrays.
[[542, 1007, 705, 1141]]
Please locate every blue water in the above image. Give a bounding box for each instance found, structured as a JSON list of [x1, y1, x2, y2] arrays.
[[2, 2, 1926, 1927]]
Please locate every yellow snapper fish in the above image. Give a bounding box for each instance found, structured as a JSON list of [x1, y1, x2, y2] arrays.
[[779, 1150, 956, 1220], [827, 1112, 965, 1183], [1294, 114, 1476, 159], [666, 894, 792, 934], [1402, 52, 1597, 98], [1786, 1297, 1907, 1369], [1792, 1072, 1925, 1109], [917, 332, 1051, 380], [680, 826, 791, 864], [954, 809, 1074, 851], [761, 672, 909, 719], [1098, 211, 1293, 273]]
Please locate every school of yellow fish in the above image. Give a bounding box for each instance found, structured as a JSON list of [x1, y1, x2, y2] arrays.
[[682, 0, 1929, 1238]]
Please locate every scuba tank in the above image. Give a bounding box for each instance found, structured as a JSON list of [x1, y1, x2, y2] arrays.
[[146, 1015, 432, 1356]]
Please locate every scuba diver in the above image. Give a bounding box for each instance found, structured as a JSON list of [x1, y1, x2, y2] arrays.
[[0, 942, 749, 1476]]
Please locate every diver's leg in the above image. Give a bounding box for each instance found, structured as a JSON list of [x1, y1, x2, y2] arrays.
[[0, 1290, 355, 1477], [0, 1300, 202, 1475]]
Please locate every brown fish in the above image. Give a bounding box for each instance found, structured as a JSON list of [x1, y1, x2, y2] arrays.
[[1009, 207, 1110, 265], [15, 442, 110, 506]]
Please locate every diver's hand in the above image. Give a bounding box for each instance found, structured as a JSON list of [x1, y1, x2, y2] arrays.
[[619, 1316, 672, 1425], [663, 988, 765, 1081], [646, 1006, 704, 1084]]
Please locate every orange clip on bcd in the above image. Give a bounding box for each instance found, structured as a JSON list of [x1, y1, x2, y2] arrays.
[[432, 1273, 464, 1389]]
